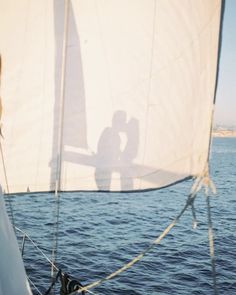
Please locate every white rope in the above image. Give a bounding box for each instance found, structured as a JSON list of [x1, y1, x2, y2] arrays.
[[86, 290, 100, 295], [206, 194, 218, 295], [51, 0, 70, 279], [27, 275, 43, 295], [69, 176, 206, 294], [15, 227, 59, 272], [55, 0, 69, 194], [193, 166, 218, 294], [15, 227, 100, 295], [15, 170, 218, 295], [14, 177, 199, 295], [205, 185, 218, 295], [51, 194, 60, 278]]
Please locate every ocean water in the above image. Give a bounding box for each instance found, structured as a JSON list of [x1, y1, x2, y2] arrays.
[[6, 138, 236, 295]]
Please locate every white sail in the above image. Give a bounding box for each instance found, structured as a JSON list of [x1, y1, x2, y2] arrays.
[[0, 0, 222, 193]]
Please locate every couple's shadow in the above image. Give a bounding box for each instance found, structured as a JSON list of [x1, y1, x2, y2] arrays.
[[95, 111, 139, 191], [65, 111, 139, 191]]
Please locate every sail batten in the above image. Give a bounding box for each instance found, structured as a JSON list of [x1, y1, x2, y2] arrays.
[[0, 0, 223, 194]]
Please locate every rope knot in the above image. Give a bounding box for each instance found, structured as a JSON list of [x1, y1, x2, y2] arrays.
[[201, 166, 217, 195], [188, 166, 216, 230]]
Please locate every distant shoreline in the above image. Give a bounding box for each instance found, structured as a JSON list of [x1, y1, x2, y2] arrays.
[[212, 129, 236, 137]]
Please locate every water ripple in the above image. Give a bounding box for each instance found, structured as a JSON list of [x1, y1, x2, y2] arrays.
[[7, 138, 236, 294]]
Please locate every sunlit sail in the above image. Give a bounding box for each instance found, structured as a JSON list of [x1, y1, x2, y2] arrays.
[[0, 0, 224, 294]]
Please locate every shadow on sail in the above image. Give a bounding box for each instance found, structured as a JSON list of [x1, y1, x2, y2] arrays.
[[63, 110, 189, 191]]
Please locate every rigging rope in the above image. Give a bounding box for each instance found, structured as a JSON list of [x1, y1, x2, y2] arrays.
[[15, 168, 218, 295], [51, 193, 61, 278], [51, 0, 70, 280], [69, 173, 214, 294], [205, 183, 218, 295], [45, 269, 62, 295], [15, 226, 59, 270], [206, 194, 218, 295], [15, 227, 99, 295], [27, 275, 43, 295]]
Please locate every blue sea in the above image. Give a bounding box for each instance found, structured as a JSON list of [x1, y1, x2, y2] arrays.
[[5, 138, 236, 295]]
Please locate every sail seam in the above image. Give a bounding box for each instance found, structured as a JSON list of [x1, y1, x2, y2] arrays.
[[140, 0, 157, 189]]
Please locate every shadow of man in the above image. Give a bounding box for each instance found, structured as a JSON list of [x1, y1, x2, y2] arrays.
[[95, 111, 139, 191]]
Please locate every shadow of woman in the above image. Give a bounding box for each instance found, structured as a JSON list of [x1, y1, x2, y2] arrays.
[[95, 111, 139, 191]]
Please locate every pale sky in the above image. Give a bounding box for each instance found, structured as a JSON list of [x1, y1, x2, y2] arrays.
[[214, 0, 236, 126]]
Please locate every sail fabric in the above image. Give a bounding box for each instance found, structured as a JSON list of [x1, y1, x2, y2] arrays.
[[0, 188, 32, 295], [0, 0, 222, 193]]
